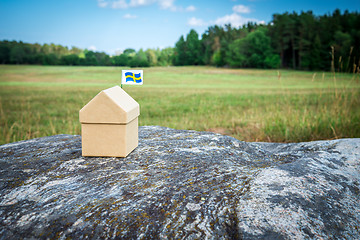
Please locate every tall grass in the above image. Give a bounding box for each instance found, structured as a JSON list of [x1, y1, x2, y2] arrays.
[[0, 87, 85, 144], [0, 65, 359, 144]]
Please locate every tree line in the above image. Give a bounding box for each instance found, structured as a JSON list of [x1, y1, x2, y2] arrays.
[[175, 9, 360, 71], [0, 41, 174, 67], [1, 9, 359, 71]]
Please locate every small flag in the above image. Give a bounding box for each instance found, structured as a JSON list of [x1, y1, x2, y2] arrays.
[[121, 70, 143, 85]]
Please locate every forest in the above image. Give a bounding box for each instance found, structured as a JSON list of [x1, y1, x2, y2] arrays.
[[0, 9, 359, 72]]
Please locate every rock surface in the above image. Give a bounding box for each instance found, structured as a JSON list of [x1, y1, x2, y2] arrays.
[[0, 126, 359, 239]]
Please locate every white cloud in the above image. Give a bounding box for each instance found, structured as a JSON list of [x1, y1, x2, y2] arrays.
[[98, 0, 193, 12], [214, 13, 263, 28], [111, 0, 128, 9], [129, 0, 154, 7], [99, 0, 153, 9], [123, 13, 137, 19], [185, 4, 262, 29], [232, 5, 250, 14], [187, 17, 206, 27], [98, 0, 109, 8], [158, 0, 175, 10], [185, 5, 196, 12], [158, 0, 194, 12], [88, 46, 97, 51]]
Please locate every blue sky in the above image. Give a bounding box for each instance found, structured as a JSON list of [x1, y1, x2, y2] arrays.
[[0, 0, 359, 55]]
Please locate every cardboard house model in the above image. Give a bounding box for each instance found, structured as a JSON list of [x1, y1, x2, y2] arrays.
[[79, 86, 139, 157]]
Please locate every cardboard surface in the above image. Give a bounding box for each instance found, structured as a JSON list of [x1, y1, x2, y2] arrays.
[[79, 86, 139, 124], [79, 86, 139, 157], [81, 118, 138, 157]]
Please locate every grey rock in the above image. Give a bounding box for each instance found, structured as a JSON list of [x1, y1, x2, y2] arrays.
[[0, 126, 359, 239]]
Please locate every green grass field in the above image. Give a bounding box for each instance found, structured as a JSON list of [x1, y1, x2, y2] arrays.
[[0, 65, 359, 145]]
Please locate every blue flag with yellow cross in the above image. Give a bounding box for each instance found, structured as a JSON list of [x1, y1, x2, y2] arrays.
[[121, 70, 143, 85]]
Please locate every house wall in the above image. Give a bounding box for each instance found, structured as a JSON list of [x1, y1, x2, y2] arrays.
[[81, 118, 138, 157]]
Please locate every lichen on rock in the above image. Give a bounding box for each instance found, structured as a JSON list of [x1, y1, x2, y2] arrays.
[[0, 126, 359, 239]]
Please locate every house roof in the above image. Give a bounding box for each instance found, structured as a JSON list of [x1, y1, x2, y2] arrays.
[[79, 86, 139, 124]]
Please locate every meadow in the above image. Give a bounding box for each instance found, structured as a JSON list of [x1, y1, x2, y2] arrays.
[[0, 65, 359, 145]]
